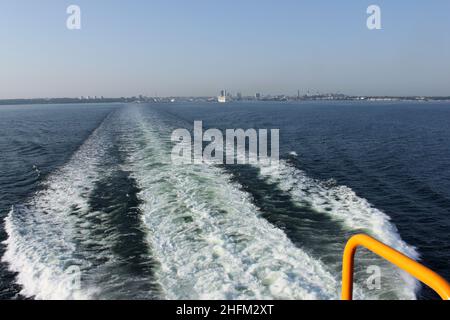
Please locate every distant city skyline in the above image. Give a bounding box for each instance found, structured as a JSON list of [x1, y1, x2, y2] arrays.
[[1, 0, 450, 99]]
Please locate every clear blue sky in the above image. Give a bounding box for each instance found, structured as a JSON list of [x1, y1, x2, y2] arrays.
[[1, 0, 449, 98]]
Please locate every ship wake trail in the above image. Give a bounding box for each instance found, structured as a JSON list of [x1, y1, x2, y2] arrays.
[[1, 110, 147, 300], [255, 159, 420, 299], [1, 103, 420, 300], [2, 121, 108, 299], [123, 106, 341, 300]]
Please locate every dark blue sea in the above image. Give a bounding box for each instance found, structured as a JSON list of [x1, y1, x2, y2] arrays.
[[0, 101, 449, 300]]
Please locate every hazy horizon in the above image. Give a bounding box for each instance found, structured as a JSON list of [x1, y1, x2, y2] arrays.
[[1, 0, 450, 99]]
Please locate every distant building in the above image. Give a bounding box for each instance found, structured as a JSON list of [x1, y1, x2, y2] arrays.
[[218, 90, 227, 103], [255, 93, 261, 100], [236, 92, 242, 101]]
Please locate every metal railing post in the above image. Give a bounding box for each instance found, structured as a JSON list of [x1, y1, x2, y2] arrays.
[[341, 234, 450, 300]]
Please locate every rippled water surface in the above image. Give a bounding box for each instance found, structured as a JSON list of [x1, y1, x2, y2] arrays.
[[0, 101, 448, 300]]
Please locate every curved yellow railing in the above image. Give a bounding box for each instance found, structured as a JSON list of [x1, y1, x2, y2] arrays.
[[342, 234, 450, 300]]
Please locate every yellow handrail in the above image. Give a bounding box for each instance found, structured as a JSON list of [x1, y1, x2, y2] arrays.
[[342, 234, 450, 300]]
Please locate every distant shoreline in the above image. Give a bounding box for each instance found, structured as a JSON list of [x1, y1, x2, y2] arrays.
[[1, 96, 450, 106]]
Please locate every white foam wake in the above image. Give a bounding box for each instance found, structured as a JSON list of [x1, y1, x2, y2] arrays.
[[123, 107, 342, 300], [257, 160, 420, 299], [2, 116, 113, 299], [2, 103, 419, 300]]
